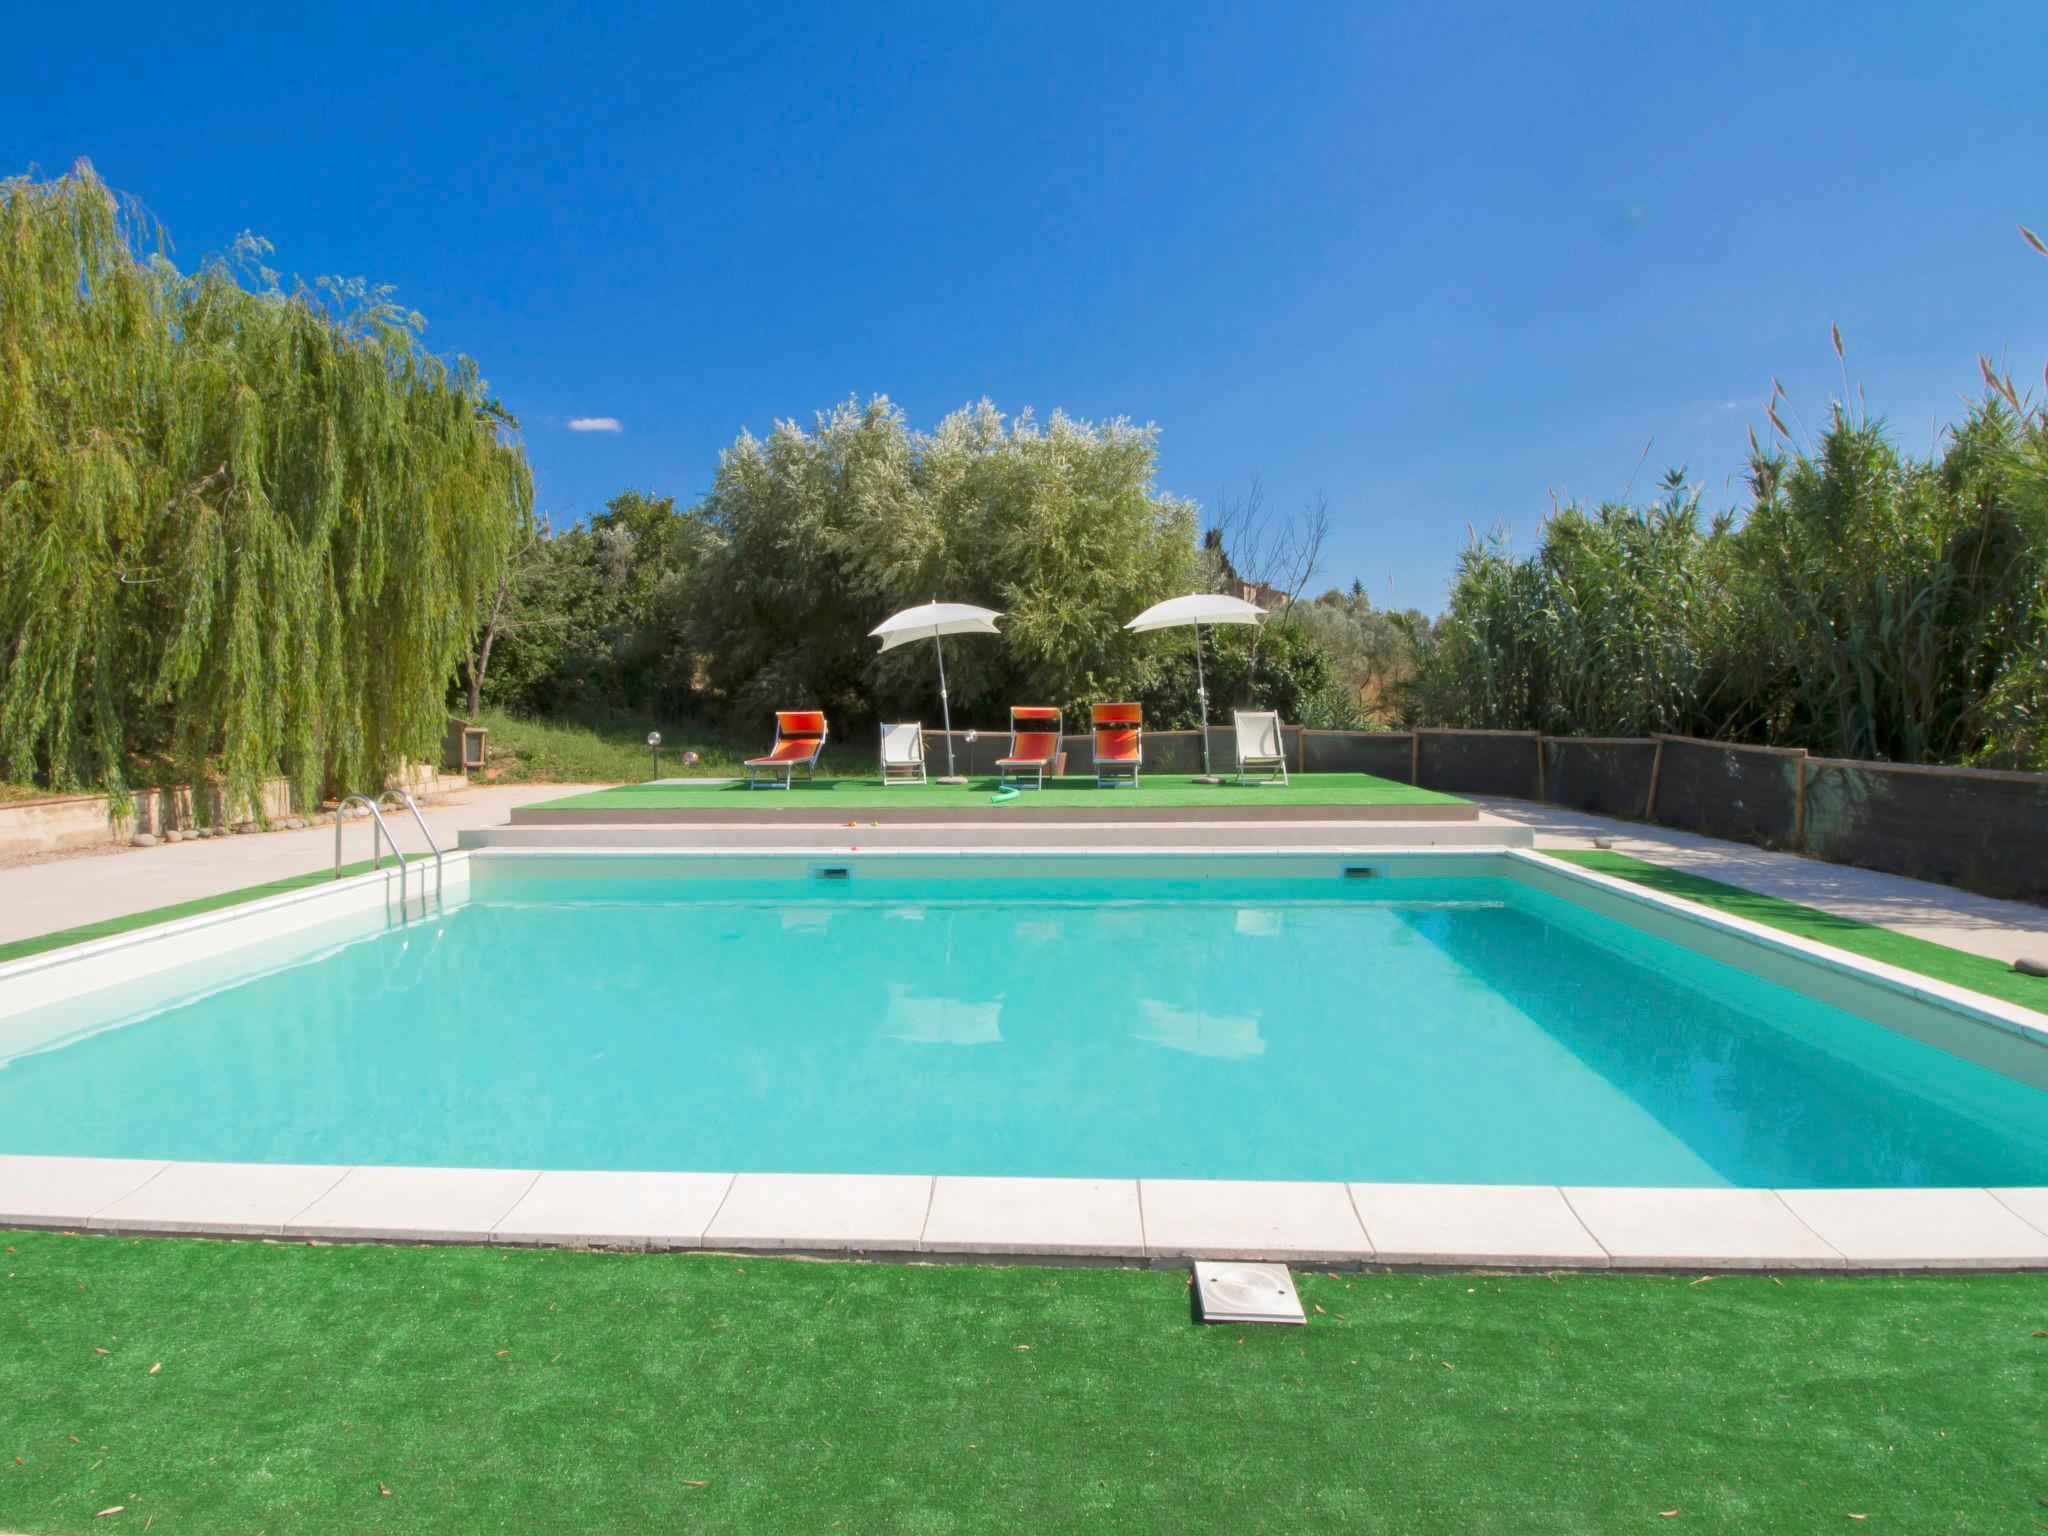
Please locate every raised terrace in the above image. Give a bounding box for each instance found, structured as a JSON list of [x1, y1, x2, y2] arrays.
[[464, 772, 1524, 852]]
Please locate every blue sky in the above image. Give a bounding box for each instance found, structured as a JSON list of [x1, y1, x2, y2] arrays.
[[8, 3, 2045, 610]]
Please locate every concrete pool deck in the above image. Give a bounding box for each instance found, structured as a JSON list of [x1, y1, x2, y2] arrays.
[[1476, 797, 2048, 966], [0, 783, 597, 948]]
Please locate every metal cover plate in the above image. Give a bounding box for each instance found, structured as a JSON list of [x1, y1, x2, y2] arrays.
[[1192, 1260, 1306, 1325]]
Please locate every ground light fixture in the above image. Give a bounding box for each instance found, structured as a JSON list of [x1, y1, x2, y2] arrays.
[[647, 731, 661, 780], [1192, 1261, 1306, 1325]]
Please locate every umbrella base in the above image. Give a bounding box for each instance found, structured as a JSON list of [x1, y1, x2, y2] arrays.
[[934, 775, 970, 786], [1190, 774, 1224, 785]]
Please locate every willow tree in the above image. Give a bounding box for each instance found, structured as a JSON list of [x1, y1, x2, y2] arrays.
[[0, 163, 529, 811]]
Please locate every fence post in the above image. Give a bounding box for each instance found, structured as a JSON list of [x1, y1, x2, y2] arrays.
[[1793, 753, 1807, 849], [1535, 736, 1548, 803], [1645, 736, 1666, 821], [1409, 730, 1421, 786]]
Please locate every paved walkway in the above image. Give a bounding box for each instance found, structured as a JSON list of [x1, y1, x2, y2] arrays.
[[1475, 797, 2048, 965], [0, 784, 597, 947]]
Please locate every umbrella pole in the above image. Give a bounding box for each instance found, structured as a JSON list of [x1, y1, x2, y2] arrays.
[[934, 632, 957, 777], [1194, 621, 1215, 778]]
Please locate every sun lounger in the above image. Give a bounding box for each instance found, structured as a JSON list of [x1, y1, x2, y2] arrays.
[[1091, 702, 1142, 788], [745, 710, 828, 789], [995, 707, 1062, 789]]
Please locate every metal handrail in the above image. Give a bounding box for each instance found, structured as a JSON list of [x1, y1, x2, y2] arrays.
[[334, 790, 442, 922], [376, 788, 445, 912], [335, 794, 411, 921]]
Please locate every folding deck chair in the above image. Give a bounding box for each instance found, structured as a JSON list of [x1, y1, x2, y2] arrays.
[[1233, 709, 1289, 784], [878, 722, 928, 785]]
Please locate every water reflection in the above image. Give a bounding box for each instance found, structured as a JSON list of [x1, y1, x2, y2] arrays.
[[1134, 998, 1266, 1059], [884, 981, 1004, 1046]]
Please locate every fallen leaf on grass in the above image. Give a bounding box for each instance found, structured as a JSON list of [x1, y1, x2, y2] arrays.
[[2032, 1330, 2047, 1338], [95, 1508, 123, 1519], [147, 1363, 160, 1376], [378, 1483, 392, 1497], [1659, 1513, 1679, 1520], [1847, 1517, 1867, 1522], [93, 1348, 109, 1356], [1014, 1344, 1031, 1351], [1689, 1276, 1716, 1286], [681, 1480, 708, 1488], [1313, 1305, 1326, 1315], [495, 1350, 509, 1357]]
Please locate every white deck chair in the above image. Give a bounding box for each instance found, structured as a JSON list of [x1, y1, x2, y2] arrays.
[[879, 722, 928, 785], [1233, 710, 1288, 784]]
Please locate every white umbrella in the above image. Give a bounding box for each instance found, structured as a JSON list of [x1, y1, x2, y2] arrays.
[[1125, 592, 1267, 778], [870, 600, 1003, 778]]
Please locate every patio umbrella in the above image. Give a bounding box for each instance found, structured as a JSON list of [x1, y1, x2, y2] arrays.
[[870, 600, 1004, 778], [1125, 592, 1268, 779]]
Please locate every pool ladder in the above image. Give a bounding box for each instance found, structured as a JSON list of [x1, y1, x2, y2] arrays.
[[334, 789, 444, 923]]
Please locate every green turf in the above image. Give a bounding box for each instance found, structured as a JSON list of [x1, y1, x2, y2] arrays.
[[1, 1234, 2044, 1533], [531, 771, 1463, 812], [1544, 848, 2048, 1015], [0, 861, 384, 968]]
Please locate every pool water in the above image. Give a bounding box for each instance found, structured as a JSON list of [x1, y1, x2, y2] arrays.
[[4, 871, 2046, 1186]]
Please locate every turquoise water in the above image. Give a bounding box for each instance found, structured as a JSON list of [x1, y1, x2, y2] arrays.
[[4, 870, 2046, 1186]]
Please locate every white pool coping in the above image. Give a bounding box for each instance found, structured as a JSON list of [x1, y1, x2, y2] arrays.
[[4, 1156, 2046, 1270], [2, 844, 2045, 1270]]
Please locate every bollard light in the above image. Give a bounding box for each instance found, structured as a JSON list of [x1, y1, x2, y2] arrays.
[[647, 730, 662, 780]]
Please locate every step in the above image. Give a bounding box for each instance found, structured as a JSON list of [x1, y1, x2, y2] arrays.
[[459, 817, 1536, 853]]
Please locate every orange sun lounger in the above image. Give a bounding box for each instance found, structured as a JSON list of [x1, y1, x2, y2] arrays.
[[1091, 702, 1142, 788], [995, 706, 1063, 789], [745, 710, 828, 789]]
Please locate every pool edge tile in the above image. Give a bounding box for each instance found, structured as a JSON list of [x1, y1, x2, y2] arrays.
[[702, 1173, 933, 1253], [1351, 1183, 1610, 1268], [1776, 1188, 2048, 1269], [490, 1171, 736, 1250], [282, 1166, 542, 1243], [1561, 1187, 1846, 1270], [0, 1155, 171, 1228], [921, 1177, 1145, 1258], [1987, 1187, 2048, 1240], [1139, 1179, 1374, 1263], [89, 1161, 354, 1237]]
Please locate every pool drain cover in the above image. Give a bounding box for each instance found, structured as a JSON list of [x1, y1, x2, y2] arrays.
[[1192, 1261, 1305, 1326]]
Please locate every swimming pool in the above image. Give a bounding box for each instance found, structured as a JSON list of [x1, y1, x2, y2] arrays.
[[4, 852, 2044, 1189]]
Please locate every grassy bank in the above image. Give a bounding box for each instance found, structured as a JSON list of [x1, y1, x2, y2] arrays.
[[1545, 849, 2048, 1014], [472, 708, 887, 784], [2, 1234, 2044, 1532]]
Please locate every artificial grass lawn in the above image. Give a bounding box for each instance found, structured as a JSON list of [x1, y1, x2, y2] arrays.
[[1547, 849, 2048, 1016], [0, 861, 383, 968], [533, 770, 1464, 812], [2, 1235, 2044, 1533]]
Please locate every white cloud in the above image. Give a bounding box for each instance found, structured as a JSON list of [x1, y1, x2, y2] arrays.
[[567, 416, 623, 434]]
